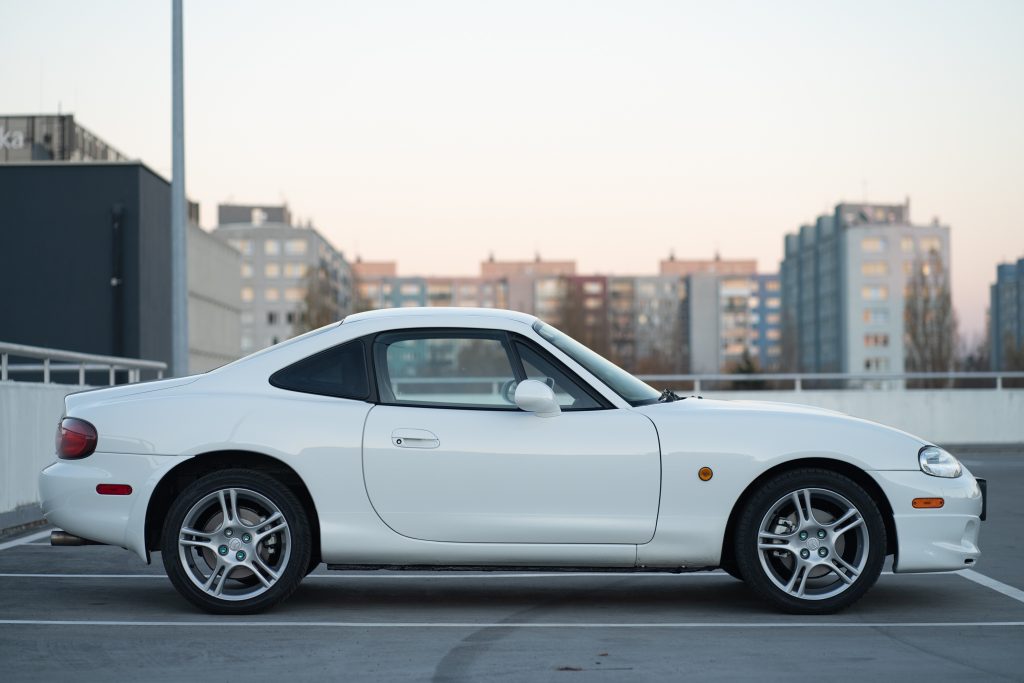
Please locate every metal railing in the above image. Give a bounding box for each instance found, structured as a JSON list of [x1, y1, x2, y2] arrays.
[[0, 342, 167, 386], [635, 371, 1024, 392]]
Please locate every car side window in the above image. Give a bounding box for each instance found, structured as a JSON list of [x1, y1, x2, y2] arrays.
[[514, 341, 602, 410], [269, 339, 370, 400], [374, 332, 519, 409]]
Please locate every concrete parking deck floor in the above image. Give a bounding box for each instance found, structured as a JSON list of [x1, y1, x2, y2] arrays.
[[2, 451, 1022, 682]]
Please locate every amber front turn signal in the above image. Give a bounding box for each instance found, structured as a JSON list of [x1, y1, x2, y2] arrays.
[[912, 497, 944, 509], [698, 467, 714, 481]]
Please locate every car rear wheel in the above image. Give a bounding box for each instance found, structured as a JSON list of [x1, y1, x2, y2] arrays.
[[161, 470, 311, 614], [734, 468, 886, 614]]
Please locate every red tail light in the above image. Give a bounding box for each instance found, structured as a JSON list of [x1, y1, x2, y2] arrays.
[[56, 417, 98, 459]]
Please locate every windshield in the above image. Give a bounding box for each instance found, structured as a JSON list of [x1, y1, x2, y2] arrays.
[[533, 321, 661, 406]]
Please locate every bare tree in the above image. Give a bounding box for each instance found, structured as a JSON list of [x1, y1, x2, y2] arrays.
[[904, 249, 957, 383], [292, 262, 341, 335]]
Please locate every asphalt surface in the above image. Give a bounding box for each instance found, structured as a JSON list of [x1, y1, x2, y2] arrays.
[[1, 451, 1022, 682]]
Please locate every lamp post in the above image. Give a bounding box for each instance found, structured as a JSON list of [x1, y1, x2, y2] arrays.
[[170, 0, 189, 377]]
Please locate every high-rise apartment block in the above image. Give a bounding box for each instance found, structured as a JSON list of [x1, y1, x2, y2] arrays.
[[781, 200, 951, 373], [213, 204, 353, 354], [683, 272, 782, 374], [990, 257, 1024, 369]]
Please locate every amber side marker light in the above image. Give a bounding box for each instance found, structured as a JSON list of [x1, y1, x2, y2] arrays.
[[912, 497, 944, 509], [96, 484, 133, 496], [698, 467, 714, 481]]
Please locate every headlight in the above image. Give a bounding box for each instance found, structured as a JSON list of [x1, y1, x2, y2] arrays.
[[918, 445, 962, 478]]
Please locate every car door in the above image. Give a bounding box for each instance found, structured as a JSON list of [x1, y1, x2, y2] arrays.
[[362, 328, 661, 544]]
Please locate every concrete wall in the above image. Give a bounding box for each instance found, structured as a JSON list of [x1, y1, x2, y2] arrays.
[[188, 224, 242, 373], [0, 382, 75, 530], [701, 389, 1024, 446]]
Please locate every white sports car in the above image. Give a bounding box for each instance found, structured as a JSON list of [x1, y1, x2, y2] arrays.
[[40, 308, 985, 614]]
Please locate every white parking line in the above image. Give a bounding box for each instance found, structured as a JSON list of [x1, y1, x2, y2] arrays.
[[0, 619, 1021, 629], [959, 570, 1024, 605], [0, 530, 51, 552]]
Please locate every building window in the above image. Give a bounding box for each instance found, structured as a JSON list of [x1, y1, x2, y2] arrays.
[[285, 239, 308, 255], [400, 283, 422, 296], [230, 239, 252, 255], [265, 288, 280, 302], [863, 308, 889, 324], [864, 333, 890, 347], [265, 263, 281, 278], [241, 263, 253, 278], [765, 280, 781, 292], [862, 285, 889, 301], [264, 240, 281, 256], [861, 261, 889, 277], [241, 311, 254, 325], [901, 237, 915, 253], [241, 336, 253, 351], [765, 297, 781, 308], [861, 237, 887, 253], [864, 357, 890, 372], [284, 287, 305, 302], [241, 286, 254, 302], [284, 263, 307, 278], [583, 281, 604, 295], [268, 311, 278, 325], [919, 237, 942, 253]]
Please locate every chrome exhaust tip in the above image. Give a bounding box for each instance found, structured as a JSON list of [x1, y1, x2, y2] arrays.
[[50, 530, 103, 546]]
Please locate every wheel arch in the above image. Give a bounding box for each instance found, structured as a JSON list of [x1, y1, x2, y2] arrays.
[[145, 450, 322, 566], [718, 457, 896, 572]]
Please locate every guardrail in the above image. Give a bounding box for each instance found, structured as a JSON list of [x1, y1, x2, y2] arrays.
[[0, 342, 167, 386], [634, 371, 1024, 392]]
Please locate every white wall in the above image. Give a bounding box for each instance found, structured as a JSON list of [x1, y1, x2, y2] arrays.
[[702, 389, 1024, 445], [0, 382, 75, 526]]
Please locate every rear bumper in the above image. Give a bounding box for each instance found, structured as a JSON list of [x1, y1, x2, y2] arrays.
[[869, 469, 984, 573], [39, 452, 192, 561]]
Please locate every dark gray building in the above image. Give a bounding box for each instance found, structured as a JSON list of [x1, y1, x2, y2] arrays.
[[0, 162, 240, 372]]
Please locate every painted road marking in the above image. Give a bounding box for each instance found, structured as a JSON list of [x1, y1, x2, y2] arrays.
[[0, 530, 51, 552], [0, 571, 910, 580], [959, 569, 1024, 605], [0, 619, 1021, 629]]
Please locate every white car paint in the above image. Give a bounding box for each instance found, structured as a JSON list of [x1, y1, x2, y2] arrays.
[[40, 307, 983, 579]]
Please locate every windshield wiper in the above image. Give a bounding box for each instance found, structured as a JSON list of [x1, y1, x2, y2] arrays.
[[659, 388, 684, 403]]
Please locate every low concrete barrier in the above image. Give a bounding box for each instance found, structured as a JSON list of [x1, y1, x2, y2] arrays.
[[700, 389, 1024, 446], [0, 382, 80, 531]]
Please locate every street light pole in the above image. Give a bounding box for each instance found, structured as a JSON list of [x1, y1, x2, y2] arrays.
[[170, 0, 189, 377]]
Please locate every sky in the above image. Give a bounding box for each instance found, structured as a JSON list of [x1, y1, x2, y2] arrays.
[[2, 0, 1022, 340]]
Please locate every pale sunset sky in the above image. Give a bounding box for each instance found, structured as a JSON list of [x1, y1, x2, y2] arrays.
[[2, 1, 1022, 339]]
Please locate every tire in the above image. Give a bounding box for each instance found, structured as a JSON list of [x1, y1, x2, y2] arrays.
[[734, 468, 886, 614], [161, 470, 312, 615]]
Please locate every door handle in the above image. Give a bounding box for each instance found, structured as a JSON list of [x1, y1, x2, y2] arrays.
[[392, 428, 440, 449]]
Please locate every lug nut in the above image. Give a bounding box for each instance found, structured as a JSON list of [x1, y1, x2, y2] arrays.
[[817, 529, 826, 539], [799, 531, 808, 541], [818, 547, 828, 557], [224, 529, 233, 537], [800, 549, 810, 559], [235, 550, 246, 561], [242, 533, 252, 543], [218, 545, 228, 556]]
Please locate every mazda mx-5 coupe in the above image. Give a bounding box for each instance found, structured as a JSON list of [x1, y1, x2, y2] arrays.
[[41, 307, 985, 614]]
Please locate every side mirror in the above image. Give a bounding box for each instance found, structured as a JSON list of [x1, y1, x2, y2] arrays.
[[514, 379, 562, 418]]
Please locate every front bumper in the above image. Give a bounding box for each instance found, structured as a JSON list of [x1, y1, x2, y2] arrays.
[[869, 469, 984, 573], [39, 452, 192, 561]]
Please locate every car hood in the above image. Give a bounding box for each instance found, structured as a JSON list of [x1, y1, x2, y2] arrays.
[[635, 396, 928, 470]]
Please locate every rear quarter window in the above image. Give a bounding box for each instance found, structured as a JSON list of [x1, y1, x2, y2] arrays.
[[269, 339, 369, 400]]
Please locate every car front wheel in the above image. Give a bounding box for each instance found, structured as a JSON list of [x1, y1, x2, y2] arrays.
[[161, 470, 311, 614], [734, 468, 886, 614]]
